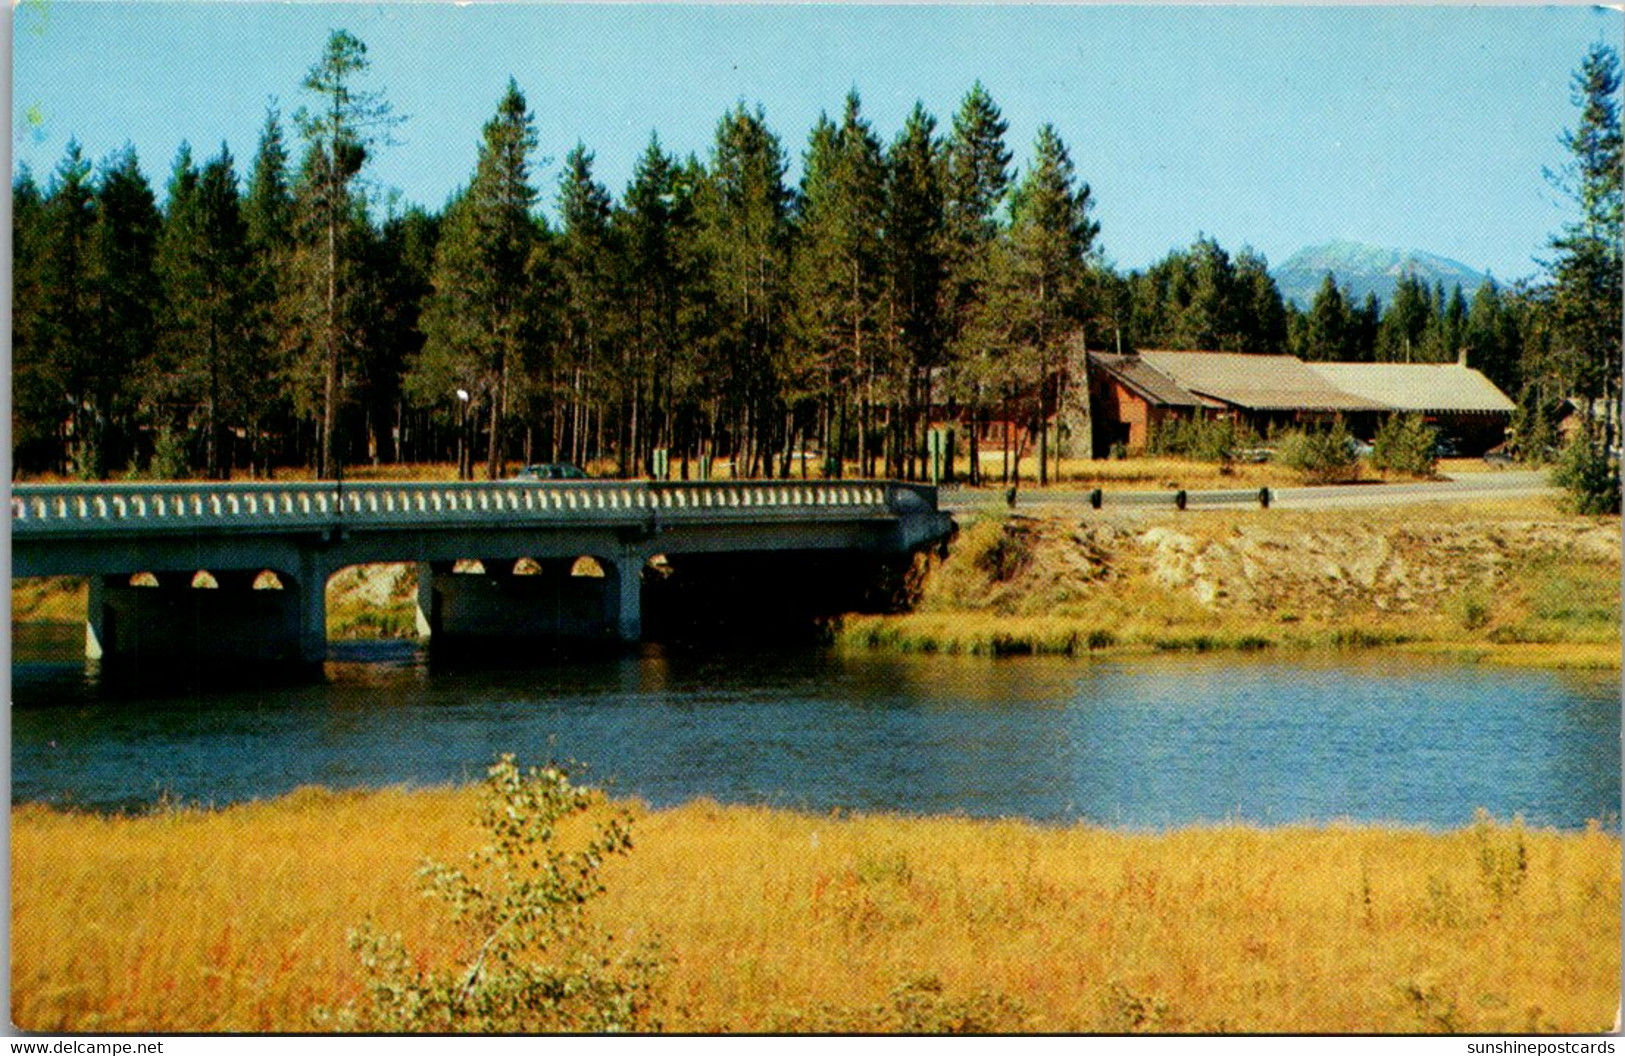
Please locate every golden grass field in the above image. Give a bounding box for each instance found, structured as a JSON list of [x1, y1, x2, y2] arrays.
[[10, 787, 1620, 1034]]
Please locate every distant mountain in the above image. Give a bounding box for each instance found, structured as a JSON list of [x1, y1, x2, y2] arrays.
[[1273, 240, 1490, 309]]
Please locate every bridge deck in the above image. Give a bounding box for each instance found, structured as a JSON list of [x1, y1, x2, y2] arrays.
[[11, 479, 931, 535]]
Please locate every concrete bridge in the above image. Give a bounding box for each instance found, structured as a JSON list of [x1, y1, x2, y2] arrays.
[[11, 479, 953, 668]]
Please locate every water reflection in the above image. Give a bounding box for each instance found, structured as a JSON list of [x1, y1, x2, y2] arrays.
[[10, 633, 1619, 830]]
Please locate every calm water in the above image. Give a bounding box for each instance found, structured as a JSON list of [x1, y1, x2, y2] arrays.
[[10, 630, 1621, 829]]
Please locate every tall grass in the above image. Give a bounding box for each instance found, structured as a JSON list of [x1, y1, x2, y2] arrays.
[[11, 790, 1619, 1033]]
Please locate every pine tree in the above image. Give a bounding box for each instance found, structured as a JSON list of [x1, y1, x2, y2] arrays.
[[941, 82, 1012, 485], [155, 146, 258, 479], [786, 114, 844, 470], [293, 29, 401, 479], [1378, 272, 1433, 362], [414, 81, 542, 479], [88, 144, 162, 475], [883, 102, 946, 478], [1303, 274, 1349, 362], [555, 143, 619, 473], [1465, 280, 1522, 397], [1234, 248, 1288, 356], [12, 166, 57, 469], [788, 93, 886, 476], [1544, 42, 1622, 448], [695, 104, 791, 476], [617, 135, 701, 475], [984, 124, 1098, 484], [43, 142, 102, 476], [243, 108, 297, 474]]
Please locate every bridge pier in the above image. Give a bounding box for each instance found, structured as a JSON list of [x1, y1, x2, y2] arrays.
[[415, 554, 644, 649], [84, 568, 319, 669]]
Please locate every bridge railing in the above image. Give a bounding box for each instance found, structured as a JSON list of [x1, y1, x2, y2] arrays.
[[11, 480, 939, 533]]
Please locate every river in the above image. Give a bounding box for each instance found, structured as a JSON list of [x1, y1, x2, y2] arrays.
[[10, 628, 1619, 829]]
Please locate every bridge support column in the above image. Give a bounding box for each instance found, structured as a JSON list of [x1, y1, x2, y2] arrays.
[[85, 569, 317, 669], [613, 551, 643, 643], [415, 557, 639, 648], [297, 552, 330, 665], [85, 575, 107, 661]]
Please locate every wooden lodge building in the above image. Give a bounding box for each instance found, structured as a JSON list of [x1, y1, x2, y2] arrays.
[[1083, 349, 1515, 456]]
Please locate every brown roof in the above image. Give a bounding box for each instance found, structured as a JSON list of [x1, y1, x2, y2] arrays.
[[1137, 350, 1388, 413], [1088, 352, 1205, 408], [1304, 362, 1516, 415]]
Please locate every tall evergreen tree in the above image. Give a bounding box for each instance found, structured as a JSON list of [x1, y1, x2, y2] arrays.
[[88, 144, 162, 475], [789, 93, 887, 475], [1303, 274, 1349, 362], [1544, 42, 1623, 447], [695, 104, 791, 475], [1465, 279, 1521, 396], [556, 143, 618, 470], [155, 146, 258, 478], [293, 29, 400, 478], [983, 123, 1097, 484], [883, 102, 946, 478], [414, 81, 542, 479], [1378, 272, 1434, 361], [12, 165, 57, 470], [42, 142, 102, 476], [243, 108, 297, 473], [1233, 247, 1288, 356], [941, 82, 1012, 484], [617, 134, 700, 474]]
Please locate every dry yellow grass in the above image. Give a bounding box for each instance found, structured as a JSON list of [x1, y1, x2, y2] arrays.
[[841, 505, 1620, 667], [11, 789, 1620, 1034]]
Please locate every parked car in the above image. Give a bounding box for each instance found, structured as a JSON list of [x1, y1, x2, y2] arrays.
[[1348, 439, 1374, 459], [509, 463, 587, 481], [1482, 444, 1514, 466], [1234, 447, 1274, 464], [1434, 436, 1462, 458]]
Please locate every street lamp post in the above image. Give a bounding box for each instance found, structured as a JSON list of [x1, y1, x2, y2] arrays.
[[455, 389, 472, 481]]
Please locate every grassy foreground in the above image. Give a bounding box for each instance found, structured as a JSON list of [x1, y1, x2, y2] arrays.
[[11, 787, 1620, 1034]]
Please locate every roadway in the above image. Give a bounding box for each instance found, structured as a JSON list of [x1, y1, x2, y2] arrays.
[[940, 469, 1559, 514]]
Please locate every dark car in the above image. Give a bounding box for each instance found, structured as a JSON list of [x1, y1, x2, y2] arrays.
[[509, 463, 588, 481]]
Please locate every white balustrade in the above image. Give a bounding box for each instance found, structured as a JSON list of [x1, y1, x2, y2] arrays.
[[11, 479, 924, 535]]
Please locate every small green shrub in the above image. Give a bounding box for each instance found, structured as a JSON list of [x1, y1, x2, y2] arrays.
[[150, 426, 192, 481], [1550, 436, 1620, 515], [1448, 589, 1493, 631], [319, 755, 663, 1033], [1370, 413, 1438, 477], [1274, 420, 1359, 484], [1148, 417, 1257, 463]]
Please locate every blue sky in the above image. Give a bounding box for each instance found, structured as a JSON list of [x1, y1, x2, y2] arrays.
[[11, 3, 1621, 281]]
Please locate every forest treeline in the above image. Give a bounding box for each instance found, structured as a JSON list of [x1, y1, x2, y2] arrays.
[[11, 32, 1620, 484]]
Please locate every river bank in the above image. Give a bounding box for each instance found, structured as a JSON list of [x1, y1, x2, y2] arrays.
[[11, 785, 1619, 1033], [844, 499, 1620, 669]]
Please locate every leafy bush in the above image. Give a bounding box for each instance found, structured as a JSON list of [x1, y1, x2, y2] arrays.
[[1147, 417, 1256, 463], [1273, 420, 1359, 484], [150, 426, 192, 481], [1550, 436, 1620, 515], [1369, 413, 1438, 477], [320, 755, 663, 1033]]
